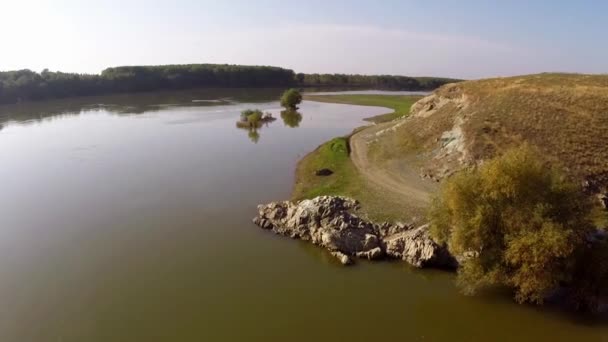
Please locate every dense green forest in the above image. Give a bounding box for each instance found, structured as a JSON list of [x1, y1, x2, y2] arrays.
[[0, 64, 460, 105], [296, 73, 458, 90]]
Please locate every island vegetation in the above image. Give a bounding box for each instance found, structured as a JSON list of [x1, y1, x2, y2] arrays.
[[280, 89, 302, 109], [0, 64, 460, 105], [237, 109, 275, 128], [235, 109, 277, 144]]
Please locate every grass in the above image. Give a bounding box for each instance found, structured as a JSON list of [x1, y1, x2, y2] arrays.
[[303, 94, 423, 123], [293, 94, 429, 222], [292, 136, 426, 223], [292, 137, 355, 199], [365, 73, 608, 227], [373, 74, 608, 183]]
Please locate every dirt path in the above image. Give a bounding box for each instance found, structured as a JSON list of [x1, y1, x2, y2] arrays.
[[350, 121, 438, 205]]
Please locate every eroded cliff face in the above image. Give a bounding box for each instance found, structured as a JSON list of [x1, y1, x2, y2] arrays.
[[410, 86, 473, 180], [366, 83, 475, 183], [413, 75, 608, 194]]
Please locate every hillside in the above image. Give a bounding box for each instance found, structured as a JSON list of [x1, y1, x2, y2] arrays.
[[370, 73, 608, 195], [298, 74, 608, 224]]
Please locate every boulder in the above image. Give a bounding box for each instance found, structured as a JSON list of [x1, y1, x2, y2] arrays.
[[331, 251, 353, 265], [384, 225, 457, 268], [253, 196, 455, 268]]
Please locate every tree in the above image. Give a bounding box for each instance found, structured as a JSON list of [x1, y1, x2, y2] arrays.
[[280, 88, 302, 109], [429, 145, 594, 304]]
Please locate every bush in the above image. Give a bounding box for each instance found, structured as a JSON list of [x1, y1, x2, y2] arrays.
[[238, 109, 263, 126], [429, 145, 594, 304], [280, 88, 302, 109], [240, 109, 263, 120]]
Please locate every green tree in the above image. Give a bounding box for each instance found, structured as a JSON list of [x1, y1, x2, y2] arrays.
[[429, 145, 593, 304], [280, 88, 302, 109], [240, 109, 264, 128]]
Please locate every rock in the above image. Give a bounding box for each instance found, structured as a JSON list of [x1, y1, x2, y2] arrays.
[[331, 251, 353, 265], [384, 224, 457, 268], [315, 168, 334, 176], [598, 193, 608, 210], [356, 247, 383, 260], [253, 196, 455, 268]]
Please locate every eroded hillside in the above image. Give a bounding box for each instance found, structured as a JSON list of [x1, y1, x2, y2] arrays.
[[372, 73, 608, 193]]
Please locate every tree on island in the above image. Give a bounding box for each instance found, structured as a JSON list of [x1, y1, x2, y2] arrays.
[[280, 88, 302, 110], [238, 109, 275, 128], [236, 109, 277, 144]]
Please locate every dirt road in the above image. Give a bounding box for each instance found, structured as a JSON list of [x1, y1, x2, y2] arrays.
[[349, 120, 438, 205]]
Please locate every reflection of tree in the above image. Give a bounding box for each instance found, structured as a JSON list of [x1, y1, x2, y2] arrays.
[[280, 109, 303, 128], [247, 128, 260, 144], [235, 111, 279, 144]]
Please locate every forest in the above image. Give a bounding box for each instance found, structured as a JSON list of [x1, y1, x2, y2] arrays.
[[0, 64, 460, 105]]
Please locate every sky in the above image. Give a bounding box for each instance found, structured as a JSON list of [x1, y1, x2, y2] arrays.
[[1, 0, 607, 79]]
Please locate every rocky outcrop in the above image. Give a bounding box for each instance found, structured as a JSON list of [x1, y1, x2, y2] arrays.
[[598, 193, 608, 210], [384, 224, 457, 268], [253, 196, 455, 268]]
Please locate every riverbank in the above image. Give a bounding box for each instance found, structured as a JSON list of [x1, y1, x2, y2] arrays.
[[303, 94, 422, 123], [294, 94, 435, 223]]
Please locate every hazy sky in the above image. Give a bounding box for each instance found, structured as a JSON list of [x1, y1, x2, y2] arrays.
[[1, 0, 607, 79]]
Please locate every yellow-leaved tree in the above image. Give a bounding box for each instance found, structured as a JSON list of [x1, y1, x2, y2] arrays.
[[429, 145, 595, 304]]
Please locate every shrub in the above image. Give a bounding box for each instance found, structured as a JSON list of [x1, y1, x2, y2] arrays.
[[239, 109, 264, 128], [240, 109, 263, 120], [429, 145, 594, 304], [280, 88, 302, 109]]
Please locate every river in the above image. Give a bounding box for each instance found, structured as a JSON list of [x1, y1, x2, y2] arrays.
[[0, 89, 606, 341]]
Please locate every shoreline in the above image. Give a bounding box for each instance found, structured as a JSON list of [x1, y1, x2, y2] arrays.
[[292, 94, 432, 223]]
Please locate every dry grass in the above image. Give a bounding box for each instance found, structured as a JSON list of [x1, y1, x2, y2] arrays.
[[380, 73, 608, 190]]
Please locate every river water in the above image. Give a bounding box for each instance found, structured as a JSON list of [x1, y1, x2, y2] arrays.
[[0, 89, 606, 341]]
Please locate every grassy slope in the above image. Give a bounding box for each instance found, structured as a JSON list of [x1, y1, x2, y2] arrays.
[[384, 73, 608, 185], [303, 94, 422, 123], [374, 73, 608, 226], [293, 95, 426, 222]]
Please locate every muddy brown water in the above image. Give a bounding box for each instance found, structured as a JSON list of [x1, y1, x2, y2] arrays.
[[0, 89, 606, 341]]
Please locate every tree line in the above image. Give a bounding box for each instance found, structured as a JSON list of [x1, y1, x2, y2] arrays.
[[0, 64, 460, 105], [296, 73, 459, 90]]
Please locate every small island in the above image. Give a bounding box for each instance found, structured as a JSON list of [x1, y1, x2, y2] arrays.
[[236, 109, 276, 129]]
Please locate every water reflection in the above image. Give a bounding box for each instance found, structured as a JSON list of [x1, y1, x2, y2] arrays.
[[280, 109, 303, 128], [235, 109, 305, 143], [0, 88, 283, 127], [235, 116, 277, 144]]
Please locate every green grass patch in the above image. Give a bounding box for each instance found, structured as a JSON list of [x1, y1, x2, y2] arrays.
[[292, 136, 425, 223], [292, 137, 356, 199], [303, 94, 422, 123]]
